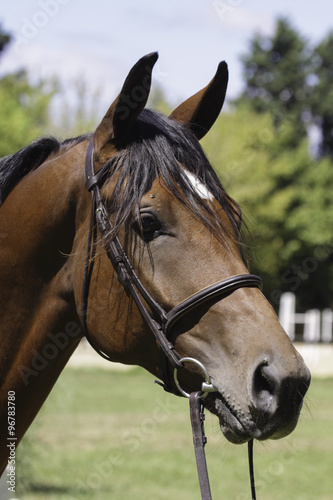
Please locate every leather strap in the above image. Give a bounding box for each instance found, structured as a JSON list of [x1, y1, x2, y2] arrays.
[[248, 439, 257, 500], [82, 138, 183, 374], [81, 137, 262, 392], [190, 392, 212, 500], [164, 274, 262, 334], [190, 391, 257, 500]]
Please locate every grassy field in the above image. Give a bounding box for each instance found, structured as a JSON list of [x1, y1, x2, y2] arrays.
[[14, 367, 333, 500]]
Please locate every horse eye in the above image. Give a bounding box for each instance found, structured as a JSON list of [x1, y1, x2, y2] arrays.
[[142, 214, 160, 232], [132, 213, 162, 241]]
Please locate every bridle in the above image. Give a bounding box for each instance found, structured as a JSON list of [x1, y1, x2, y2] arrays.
[[81, 137, 260, 499], [81, 138, 262, 386]]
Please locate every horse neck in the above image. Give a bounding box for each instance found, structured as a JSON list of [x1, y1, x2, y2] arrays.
[[0, 140, 89, 465]]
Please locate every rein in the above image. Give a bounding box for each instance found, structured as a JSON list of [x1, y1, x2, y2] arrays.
[[190, 393, 256, 500], [81, 138, 259, 499], [176, 359, 256, 500]]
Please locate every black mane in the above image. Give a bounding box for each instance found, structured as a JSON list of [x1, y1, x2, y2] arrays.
[[0, 110, 241, 243], [0, 135, 89, 205], [103, 109, 242, 242]]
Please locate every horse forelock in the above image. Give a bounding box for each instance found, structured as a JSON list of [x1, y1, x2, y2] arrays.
[[101, 108, 242, 245]]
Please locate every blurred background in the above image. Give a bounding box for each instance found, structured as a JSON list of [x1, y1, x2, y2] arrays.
[[1, 0, 333, 317], [0, 1, 333, 498]]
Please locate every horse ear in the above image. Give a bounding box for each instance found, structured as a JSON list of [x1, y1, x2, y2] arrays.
[[93, 52, 158, 153], [170, 61, 228, 140]]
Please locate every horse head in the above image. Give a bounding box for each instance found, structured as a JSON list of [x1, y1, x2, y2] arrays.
[[72, 52, 310, 445]]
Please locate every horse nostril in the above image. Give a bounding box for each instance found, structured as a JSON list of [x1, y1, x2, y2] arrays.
[[251, 361, 278, 413], [249, 358, 310, 439]]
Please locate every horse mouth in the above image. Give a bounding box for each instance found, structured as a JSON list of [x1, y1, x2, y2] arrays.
[[205, 392, 303, 444], [205, 393, 290, 444], [205, 393, 253, 444]]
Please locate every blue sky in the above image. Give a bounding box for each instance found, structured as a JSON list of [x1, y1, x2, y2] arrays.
[[1, 0, 333, 115]]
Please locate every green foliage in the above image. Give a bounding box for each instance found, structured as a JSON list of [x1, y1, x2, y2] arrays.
[[1, 20, 332, 310], [232, 17, 333, 309], [148, 84, 172, 115], [239, 16, 333, 161], [239, 17, 311, 146], [0, 26, 57, 156], [311, 32, 333, 158], [0, 24, 99, 156], [51, 77, 101, 139], [0, 23, 10, 55], [0, 71, 57, 157], [202, 104, 333, 309]]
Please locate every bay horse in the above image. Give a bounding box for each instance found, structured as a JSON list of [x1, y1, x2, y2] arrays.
[[0, 52, 310, 478]]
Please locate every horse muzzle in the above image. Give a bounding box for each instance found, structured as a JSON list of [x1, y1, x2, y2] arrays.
[[206, 354, 311, 444]]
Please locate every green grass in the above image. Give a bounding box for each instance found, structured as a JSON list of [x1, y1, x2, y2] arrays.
[[15, 368, 333, 499]]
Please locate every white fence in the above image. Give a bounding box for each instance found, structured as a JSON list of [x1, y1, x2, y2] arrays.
[[279, 292, 333, 343]]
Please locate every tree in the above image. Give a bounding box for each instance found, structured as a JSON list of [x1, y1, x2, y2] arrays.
[[310, 32, 333, 159], [0, 25, 57, 157], [52, 77, 100, 138], [0, 25, 100, 156], [239, 17, 312, 147], [148, 84, 172, 115], [202, 104, 333, 310], [0, 71, 57, 158], [0, 24, 10, 56], [233, 18, 333, 311]]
